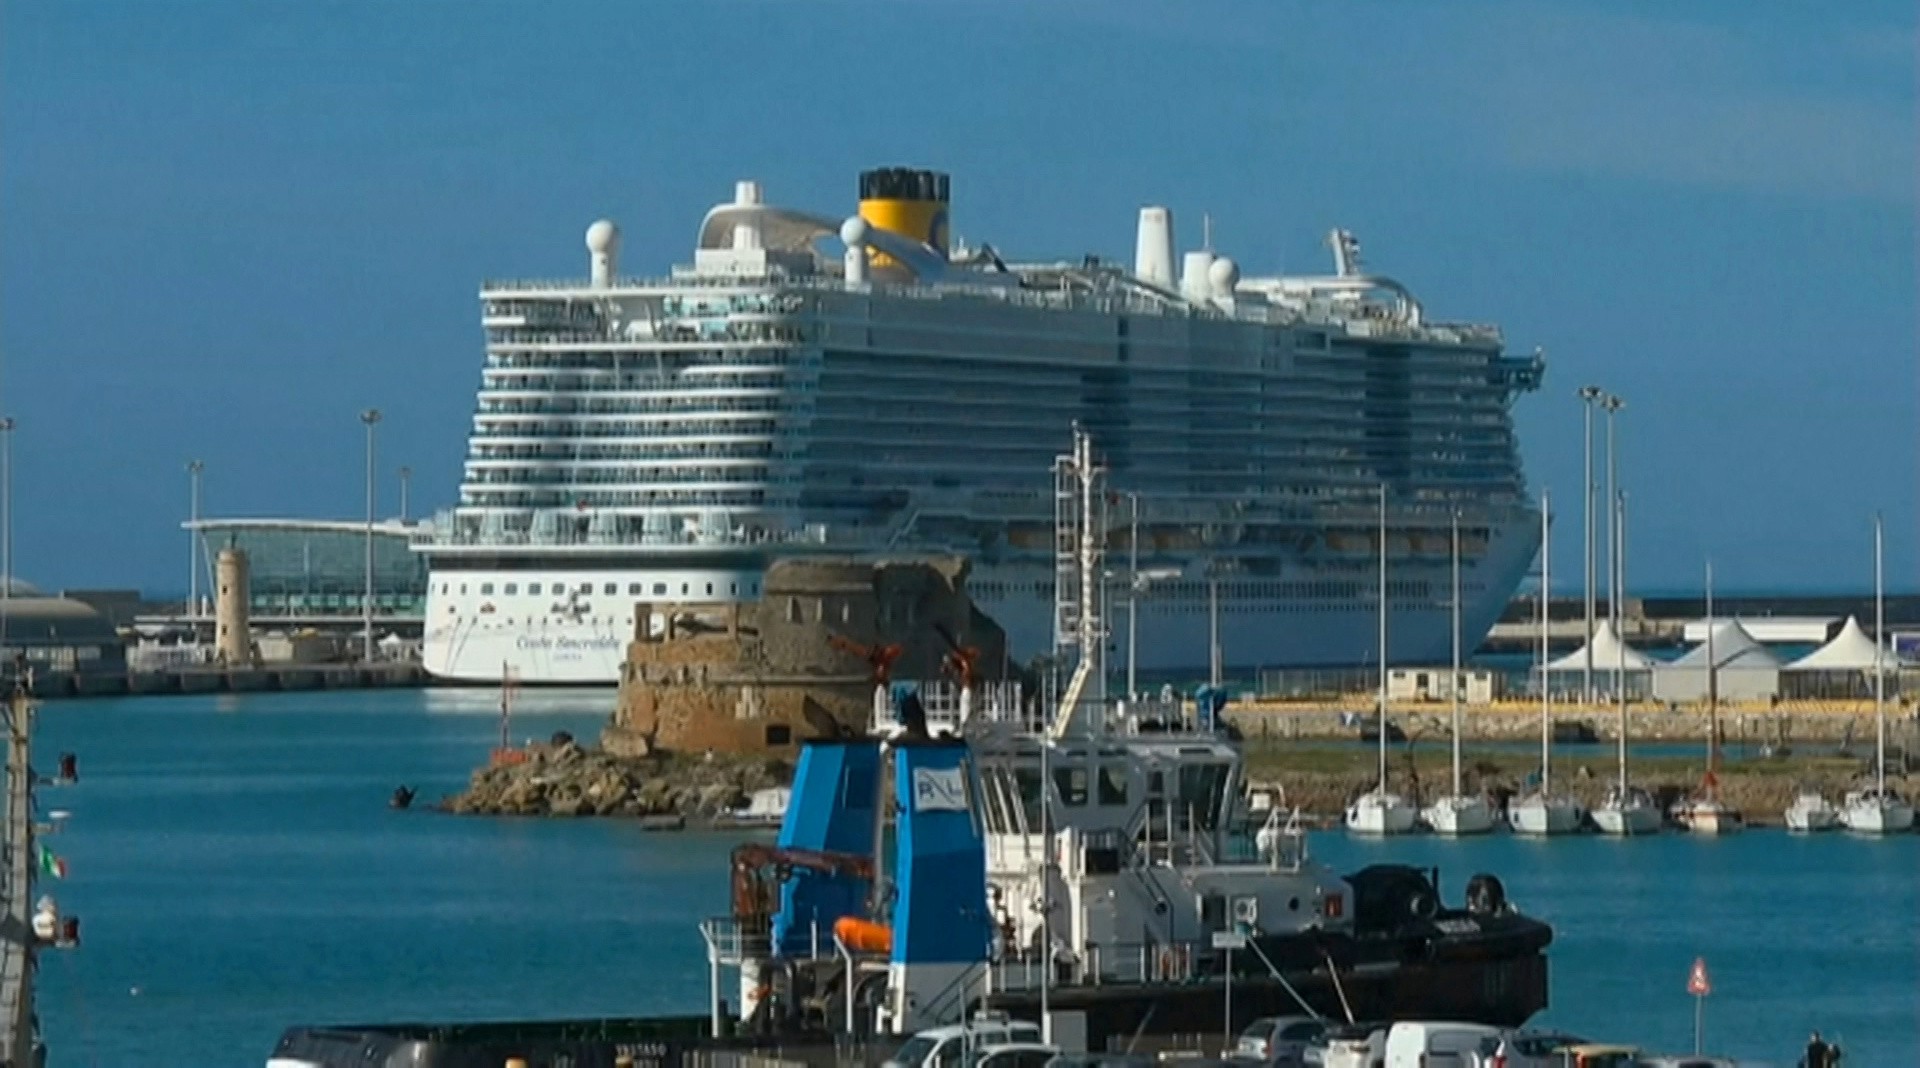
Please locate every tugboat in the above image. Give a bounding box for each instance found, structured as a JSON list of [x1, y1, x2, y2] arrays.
[[268, 430, 1554, 1065]]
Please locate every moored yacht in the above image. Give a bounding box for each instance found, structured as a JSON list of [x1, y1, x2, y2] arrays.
[[1422, 512, 1493, 836], [1591, 784, 1661, 837], [1784, 789, 1839, 833], [1839, 516, 1914, 836], [1675, 560, 1741, 836], [1511, 495, 1582, 837], [1348, 486, 1415, 837]]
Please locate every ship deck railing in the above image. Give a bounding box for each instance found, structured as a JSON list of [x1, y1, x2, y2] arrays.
[[477, 271, 1506, 347], [987, 936, 1246, 994]]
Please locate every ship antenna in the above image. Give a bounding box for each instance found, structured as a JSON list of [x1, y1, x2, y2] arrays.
[[1202, 212, 1214, 254]]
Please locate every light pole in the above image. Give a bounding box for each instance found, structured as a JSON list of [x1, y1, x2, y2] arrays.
[[186, 459, 205, 623], [1577, 385, 1601, 703], [1601, 394, 1624, 666], [361, 409, 382, 662], [398, 466, 412, 524]]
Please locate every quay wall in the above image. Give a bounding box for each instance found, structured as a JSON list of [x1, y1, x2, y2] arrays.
[[43, 661, 427, 699]]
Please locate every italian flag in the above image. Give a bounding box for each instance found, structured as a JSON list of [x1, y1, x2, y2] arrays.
[[37, 844, 65, 880]]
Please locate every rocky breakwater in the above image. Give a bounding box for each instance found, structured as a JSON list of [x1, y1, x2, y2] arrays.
[[441, 735, 788, 821]]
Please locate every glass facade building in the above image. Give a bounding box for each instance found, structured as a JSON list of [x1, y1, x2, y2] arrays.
[[189, 520, 428, 619]]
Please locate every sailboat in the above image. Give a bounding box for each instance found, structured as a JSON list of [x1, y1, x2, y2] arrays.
[[1422, 511, 1493, 836], [1509, 492, 1583, 836], [1840, 514, 1914, 835], [1346, 484, 1416, 836], [1592, 490, 1658, 836], [1673, 561, 1743, 835]]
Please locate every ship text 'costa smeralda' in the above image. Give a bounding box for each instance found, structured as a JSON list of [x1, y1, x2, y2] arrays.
[[419, 168, 1545, 684]]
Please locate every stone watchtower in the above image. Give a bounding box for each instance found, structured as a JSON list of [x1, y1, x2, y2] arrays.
[[601, 557, 1012, 756], [214, 547, 254, 666]]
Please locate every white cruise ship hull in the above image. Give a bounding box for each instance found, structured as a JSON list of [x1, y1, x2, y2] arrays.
[[421, 510, 1539, 683]]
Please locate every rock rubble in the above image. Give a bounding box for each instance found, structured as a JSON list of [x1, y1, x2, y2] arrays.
[[439, 738, 788, 820]]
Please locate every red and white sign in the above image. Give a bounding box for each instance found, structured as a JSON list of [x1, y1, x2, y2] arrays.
[[1687, 957, 1711, 996]]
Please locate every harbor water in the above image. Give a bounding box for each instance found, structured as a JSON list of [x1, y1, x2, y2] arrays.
[[34, 690, 1918, 1066]]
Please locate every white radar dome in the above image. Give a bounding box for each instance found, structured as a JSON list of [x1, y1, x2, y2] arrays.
[[839, 217, 870, 247], [585, 219, 620, 253], [1208, 256, 1241, 294]]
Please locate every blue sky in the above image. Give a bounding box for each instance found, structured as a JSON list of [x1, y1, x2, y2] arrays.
[[2, 1, 1913, 595]]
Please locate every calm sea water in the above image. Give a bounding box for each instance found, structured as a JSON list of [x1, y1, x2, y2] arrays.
[[33, 690, 1919, 1066]]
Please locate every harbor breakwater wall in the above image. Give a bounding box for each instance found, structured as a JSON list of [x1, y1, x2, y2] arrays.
[[1232, 701, 1919, 745]]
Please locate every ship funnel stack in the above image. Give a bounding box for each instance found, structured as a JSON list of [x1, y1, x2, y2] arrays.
[[585, 220, 620, 288], [1133, 206, 1176, 289], [1179, 250, 1216, 304], [731, 182, 764, 251], [857, 167, 950, 270]]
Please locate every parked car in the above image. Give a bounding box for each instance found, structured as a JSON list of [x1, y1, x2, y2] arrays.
[[1383, 1021, 1506, 1067], [887, 1019, 1045, 1068], [1503, 1031, 1592, 1067], [1310, 1022, 1387, 1068], [1551, 1046, 1643, 1068], [1235, 1016, 1329, 1065], [1046, 1055, 1155, 1068], [969, 1042, 1061, 1068]]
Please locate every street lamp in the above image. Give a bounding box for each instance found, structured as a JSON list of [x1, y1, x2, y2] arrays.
[[1601, 393, 1625, 664], [360, 409, 382, 662], [1577, 385, 1602, 703], [398, 466, 412, 524], [186, 459, 205, 623]]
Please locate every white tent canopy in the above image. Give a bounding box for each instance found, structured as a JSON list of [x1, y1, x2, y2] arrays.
[[1785, 616, 1884, 672], [1545, 619, 1654, 673], [1670, 620, 1781, 669]]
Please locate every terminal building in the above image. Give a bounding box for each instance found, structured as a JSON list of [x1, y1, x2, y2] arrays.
[[184, 519, 429, 631]]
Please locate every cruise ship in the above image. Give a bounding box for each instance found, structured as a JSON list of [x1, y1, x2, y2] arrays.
[[420, 168, 1544, 683]]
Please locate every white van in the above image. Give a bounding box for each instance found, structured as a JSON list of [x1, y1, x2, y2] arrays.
[[1383, 1022, 1506, 1068], [886, 1019, 1044, 1068]]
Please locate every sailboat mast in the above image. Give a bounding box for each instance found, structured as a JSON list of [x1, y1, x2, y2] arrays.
[[1616, 491, 1628, 792], [1450, 510, 1462, 797], [1377, 483, 1388, 791], [1539, 492, 1551, 796], [1705, 559, 1718, 791], [1874, 513, 1886, 795]]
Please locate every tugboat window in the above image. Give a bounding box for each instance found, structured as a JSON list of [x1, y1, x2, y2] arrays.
[[1011, 766, 1044, 829], [1177, 764, 1230, 830], [1053, 765, 1089, 807]]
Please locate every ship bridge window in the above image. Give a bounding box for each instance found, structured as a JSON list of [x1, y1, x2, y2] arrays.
[[1097, 766, 1129, 807], [528, 583, 542, 596], [504, 583, 518, 595], [604, 583, 617, 596], [480, 583, 495, 595]]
